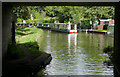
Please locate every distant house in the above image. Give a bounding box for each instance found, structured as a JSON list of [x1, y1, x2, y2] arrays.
[[97, 19, 114, 30]]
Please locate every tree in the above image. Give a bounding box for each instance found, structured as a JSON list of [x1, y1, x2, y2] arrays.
[[84, 6, 115, 20], [13, 6, 115, 26], [13, 6, 31, 21]]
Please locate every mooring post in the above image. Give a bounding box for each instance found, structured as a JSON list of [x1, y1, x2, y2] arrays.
[[68, 21, 71, 30]]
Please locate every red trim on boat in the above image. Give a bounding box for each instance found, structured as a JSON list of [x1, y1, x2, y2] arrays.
[[69, 32, 77, 34], [75, 32, 77, 34], [69, 32, 73, 34]]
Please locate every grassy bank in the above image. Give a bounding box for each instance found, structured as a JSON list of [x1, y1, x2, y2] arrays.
[[94, 29, 107, 32], [16, 26, 43, 43], [10, 26, 44, 59]]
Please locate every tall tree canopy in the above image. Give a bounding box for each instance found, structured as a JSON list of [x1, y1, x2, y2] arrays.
[[13, 6, 115, 24]]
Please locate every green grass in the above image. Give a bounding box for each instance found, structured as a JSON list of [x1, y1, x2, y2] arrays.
[[15, 26, 44, 55], [15, 27, 34, 38], [16, 26, 43, 42], [95, 30, 107, 32]]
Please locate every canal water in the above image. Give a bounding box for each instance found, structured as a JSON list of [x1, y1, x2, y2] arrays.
[[37, 30, 114, 75]]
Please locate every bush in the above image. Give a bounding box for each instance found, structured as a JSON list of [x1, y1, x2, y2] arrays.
[[26, 19, 34, 23], [42, 18, 55, 23], [64, 21, 68, 23], [17, 18, 55, 26], [50, 19, 54, 23], [26, 19, 53, 26], [34, 19, 41, 26], [43, 19, 51, 23], [17, 18, 23, 23], [103, 46, 113, 54], [103, 46, 114, 57], [80, 20, 91, 29]]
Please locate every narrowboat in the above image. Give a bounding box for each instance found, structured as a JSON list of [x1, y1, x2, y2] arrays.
[[37, 23, 51, 29], [16, 23, 34, 27], [51, 22, 77, 34]]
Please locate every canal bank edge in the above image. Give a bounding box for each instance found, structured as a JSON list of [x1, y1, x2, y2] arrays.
[[80, 29, 107, 34], [3, 27, 52, 77], [3, 44, 52, 77]]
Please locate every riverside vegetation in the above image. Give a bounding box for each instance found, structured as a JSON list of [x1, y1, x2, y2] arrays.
[[10, 6, 114, 59], [13, 6, 114, 29], [4, 26, 53, 77], [7, 26, 44, 59]]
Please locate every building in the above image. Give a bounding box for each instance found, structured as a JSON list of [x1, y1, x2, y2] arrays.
[[97, 19, 114, 30]]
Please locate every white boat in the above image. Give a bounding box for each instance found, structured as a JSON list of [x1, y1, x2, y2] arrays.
[[37, 23, 51, 29], [51, 22, 77, 34]]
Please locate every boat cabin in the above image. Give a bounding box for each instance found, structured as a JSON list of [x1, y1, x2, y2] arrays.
[[37, 23, 51, 29], [51, 22, 77, 34]]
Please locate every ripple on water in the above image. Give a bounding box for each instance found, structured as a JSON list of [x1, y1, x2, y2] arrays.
[[37, 31, 113, 75]]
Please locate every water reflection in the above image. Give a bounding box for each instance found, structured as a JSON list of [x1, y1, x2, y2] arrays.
[[68, 34, 77, 54], [36, 31, 113, 75]]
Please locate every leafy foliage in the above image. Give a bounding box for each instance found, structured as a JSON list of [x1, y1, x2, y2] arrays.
[[42, 6, 114, 25], [13, 6, 115, 28], [84, 6, 115, 20], [13, 6, 31, 21], [103, 46, 114, 54]]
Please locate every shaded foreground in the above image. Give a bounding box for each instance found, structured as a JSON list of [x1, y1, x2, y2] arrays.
[[2, 27, 52, 77], [3, 45, 52, 77]]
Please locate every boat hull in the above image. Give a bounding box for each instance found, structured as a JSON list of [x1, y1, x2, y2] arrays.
[[51, 28, 77, 34], [37, 26, 51, 29]]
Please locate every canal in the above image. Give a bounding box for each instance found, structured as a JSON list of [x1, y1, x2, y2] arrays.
[[36, 30, 114, 75]]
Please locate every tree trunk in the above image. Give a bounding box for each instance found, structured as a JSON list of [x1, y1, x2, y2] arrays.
[[12, 21, 16, 43]]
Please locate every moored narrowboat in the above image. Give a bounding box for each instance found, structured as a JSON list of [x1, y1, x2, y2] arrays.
[[51, 22, 77, 34], [37, 23, 51, 29]]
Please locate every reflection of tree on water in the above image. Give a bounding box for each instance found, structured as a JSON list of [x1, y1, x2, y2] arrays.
[[37, 30, 48, 51], [104, 60, 113, 68], [103, 46, 114, 71], [68, 34, 77, 54], [76, 32, 113, 75], [37, 30, 113, 75]]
